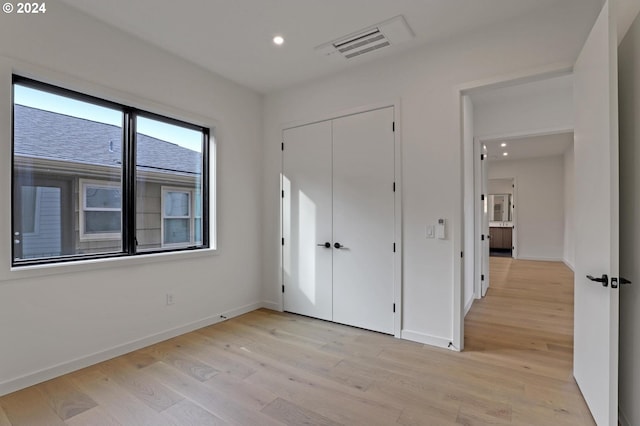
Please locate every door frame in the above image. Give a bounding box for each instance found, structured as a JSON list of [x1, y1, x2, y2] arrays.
[[279, 100, 403, 338], [454, 62, 574, 350]]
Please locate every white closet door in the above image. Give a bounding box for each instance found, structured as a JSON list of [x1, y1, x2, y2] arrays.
[[282, 121, 333, 321], [332, 107, 395, 334]]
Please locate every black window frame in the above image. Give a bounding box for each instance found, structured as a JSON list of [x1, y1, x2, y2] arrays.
[[11, 75, 210, 267]]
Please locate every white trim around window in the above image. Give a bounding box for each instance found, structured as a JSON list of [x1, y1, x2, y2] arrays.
[[79, 178, 122, 241], [161, 186, 201, 248]]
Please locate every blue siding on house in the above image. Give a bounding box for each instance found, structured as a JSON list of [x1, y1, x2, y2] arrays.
[[22, 187, 62, 258]]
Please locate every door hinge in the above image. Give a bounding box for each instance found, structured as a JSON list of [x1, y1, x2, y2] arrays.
[[282, 285, 285, 293], [393, 303, 396, 313], [281, 237, 285, 246], [481, 194, 485, 201], [392, 122, 395, 132], [481, 274, 485, 281], [461, 251, 464, 258], [481, 234, 485, 241], [281, 142, 284, 151], [480, 154, 485, 161], [281, 190, 284, 198], [393, 182, 396, 192], [393, 243, 396, 253]]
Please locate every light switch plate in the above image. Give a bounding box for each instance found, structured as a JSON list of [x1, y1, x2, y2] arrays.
[[426, 225, 435, 238]]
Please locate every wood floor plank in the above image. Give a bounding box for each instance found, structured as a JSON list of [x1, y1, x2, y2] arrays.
[[146, 361, 283, 426], [64, 406, 122, 426], [97, 358, 183, 413], [261, 397, 344, 426], [0, 407, 10, 426], [141, 340, 219, 382], [165, 333, 256, 379], [35, 376, 98, 421], [69, 369, 176, 426], [0, 387, 66, 426], [162, 400, 228, 426]]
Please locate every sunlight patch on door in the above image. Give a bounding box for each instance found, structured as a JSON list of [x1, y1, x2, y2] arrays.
[[298, 190, 317, 305]]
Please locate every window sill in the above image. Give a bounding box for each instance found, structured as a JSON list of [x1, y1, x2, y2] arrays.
[[2, 247, 218, 283]]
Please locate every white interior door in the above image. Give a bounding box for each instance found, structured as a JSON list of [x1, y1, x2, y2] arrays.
[[282, 121, 333, 321], [332, 107, 395, 334], [573, 2, 619, 425], [481, 149, 490, 296]]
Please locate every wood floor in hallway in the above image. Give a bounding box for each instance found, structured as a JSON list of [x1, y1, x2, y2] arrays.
[[0, 258, 593, 425]]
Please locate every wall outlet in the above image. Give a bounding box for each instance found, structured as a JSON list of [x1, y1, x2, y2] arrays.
[[166, 293, 175, 305]]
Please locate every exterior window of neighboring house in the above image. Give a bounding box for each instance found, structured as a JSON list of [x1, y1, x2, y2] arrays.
[[79, 179, 122, 240], [11, 76, 211, 266], [162, 188, 200, 247]]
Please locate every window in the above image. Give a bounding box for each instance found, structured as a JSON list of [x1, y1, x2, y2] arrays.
[[12, 76, 210, 266], [79, 179, 122, 240]]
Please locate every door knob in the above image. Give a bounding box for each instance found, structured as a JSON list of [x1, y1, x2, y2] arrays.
[[586, 274, 609, 287], [334, 242, 343, 249], [317, 242, 331, 248]]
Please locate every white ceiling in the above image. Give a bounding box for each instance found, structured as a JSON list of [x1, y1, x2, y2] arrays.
[[58, 0, 602, 93], [484, 132, 573, 162]]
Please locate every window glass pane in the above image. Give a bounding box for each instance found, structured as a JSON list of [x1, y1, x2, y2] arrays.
[[194, 218, 202, 244], [136, 116, 203, 250], [85, 211, 121, 233], [21, 186, 37, 234], [13, 83, 123, 261], [164, 192, 189, 217], [86, 186, 121, 209], [164, 219, 190, 244]]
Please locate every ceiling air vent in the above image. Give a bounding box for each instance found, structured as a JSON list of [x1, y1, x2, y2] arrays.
[[315, 15, 414, 60]]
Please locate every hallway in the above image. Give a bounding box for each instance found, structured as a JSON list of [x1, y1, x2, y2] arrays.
[[464, 258, 594, 424]]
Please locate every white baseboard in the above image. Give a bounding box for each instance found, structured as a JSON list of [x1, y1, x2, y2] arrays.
[[517, 255, 564, 262], [261, 301, 282, 312], [401, 330, 455, 351], [464, 297, 474, 317], [563, 258, 575, 271], [0, 301, 263, 397]]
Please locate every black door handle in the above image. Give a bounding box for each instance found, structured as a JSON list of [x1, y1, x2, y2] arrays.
[[586, 274, 609, 287], [334, 242, 344, 249], [621, 277, 632, 285], [316, 242, 331, 248]]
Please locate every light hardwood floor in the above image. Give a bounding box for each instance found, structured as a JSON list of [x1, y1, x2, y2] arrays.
[[0, 258, 593, 425]]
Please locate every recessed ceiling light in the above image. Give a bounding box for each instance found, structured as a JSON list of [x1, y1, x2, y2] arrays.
[[501, 142, 507, 147], [503, 152, 509, 156], [273, 36, 284, 46]]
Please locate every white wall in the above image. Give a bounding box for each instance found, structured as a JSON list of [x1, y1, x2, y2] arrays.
[[473, 78, 574, 138], [618, 11, 640, 426], [563, 144, 575, 269], [262, 4, 600, 346], [488, 156, 565, 261], [489, 179, 514, 196], [0, 3, 263, 394]]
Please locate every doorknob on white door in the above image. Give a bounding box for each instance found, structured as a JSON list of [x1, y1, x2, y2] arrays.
[[317, 242, 331, 248], [334, 242, 347, 249]]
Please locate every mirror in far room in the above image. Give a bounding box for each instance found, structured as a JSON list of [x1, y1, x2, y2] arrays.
[[488, 193, 512, 222]]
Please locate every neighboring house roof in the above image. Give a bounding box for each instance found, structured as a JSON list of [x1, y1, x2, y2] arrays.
[[13, 105, 202, 176]]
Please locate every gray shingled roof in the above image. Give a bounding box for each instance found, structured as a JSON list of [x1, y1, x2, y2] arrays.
[[14, 105, 202, 176]]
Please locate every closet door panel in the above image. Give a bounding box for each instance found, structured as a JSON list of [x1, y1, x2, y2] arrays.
[[332, 107, 395, 334], [282, 121, 333, 321]]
